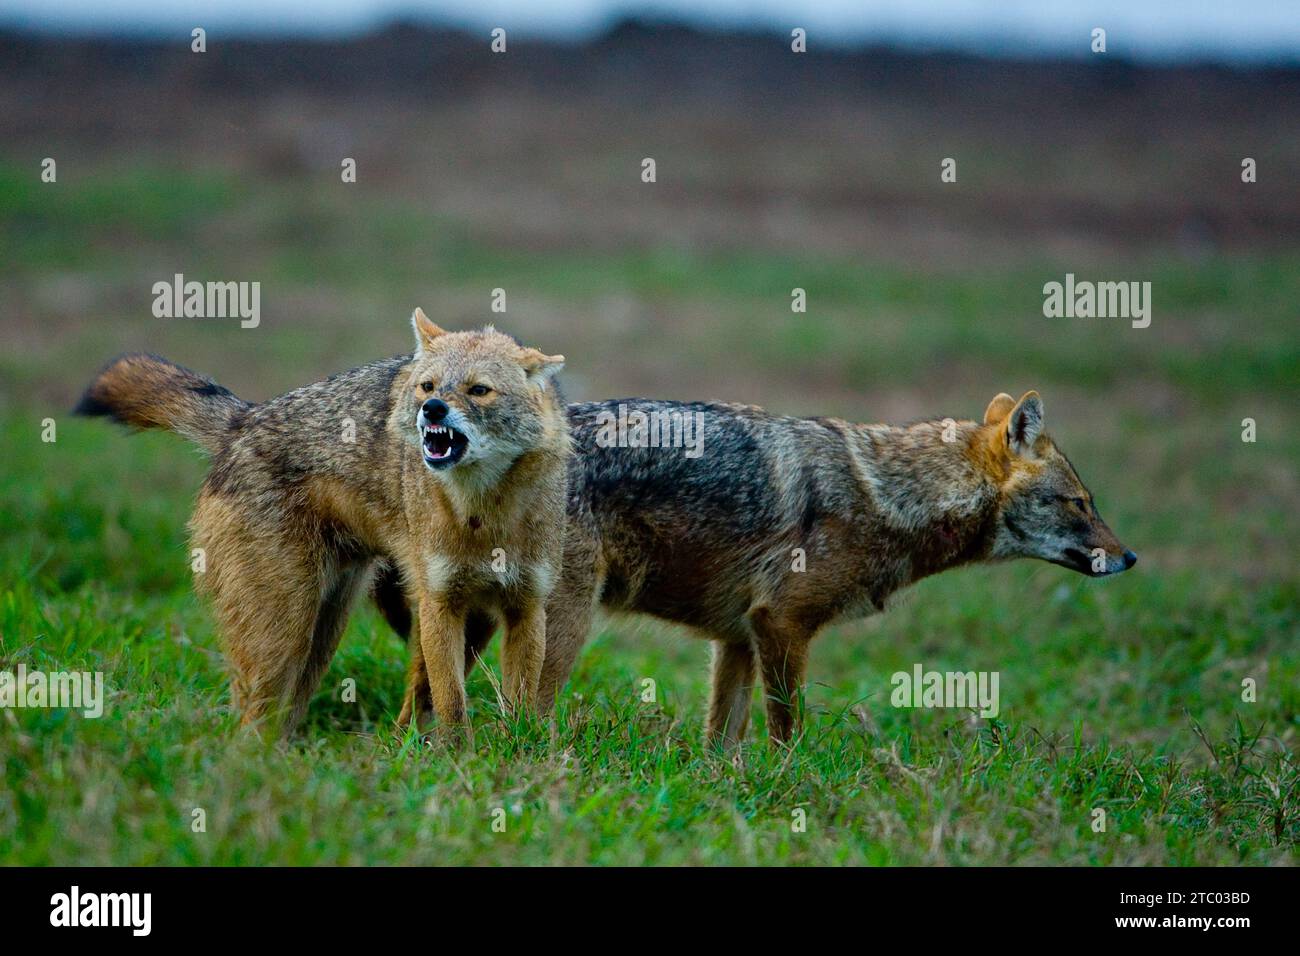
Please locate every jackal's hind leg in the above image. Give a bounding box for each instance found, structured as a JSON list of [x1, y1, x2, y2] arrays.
[[748, 607, 813, 746], [284, 560, 369, 732], [706, 639, 756, 748], [501, 604, 545, 714], [199, 526, 324, 738], [537, 543, 600, 714]]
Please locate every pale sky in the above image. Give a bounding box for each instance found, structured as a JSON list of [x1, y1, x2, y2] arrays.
[[4, 0, 1299, 62]]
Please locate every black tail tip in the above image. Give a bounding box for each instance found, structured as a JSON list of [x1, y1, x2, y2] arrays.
[[72, 391, 112, 418]]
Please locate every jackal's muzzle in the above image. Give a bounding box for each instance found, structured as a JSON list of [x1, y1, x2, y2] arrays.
[[1055, 545, 1138, 577], [418, 399, 470, 469]]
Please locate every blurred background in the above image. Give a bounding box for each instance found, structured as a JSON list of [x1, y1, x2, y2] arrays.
[[4, 1, 1299, 565], [2, 1, 1300, 868], [3, 1, 1298, 410], [2, 3, 1298, 402]]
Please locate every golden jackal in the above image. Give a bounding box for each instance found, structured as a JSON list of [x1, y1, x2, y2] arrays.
[[397, 390, 1135, 746], [77, 310, 568, 737]]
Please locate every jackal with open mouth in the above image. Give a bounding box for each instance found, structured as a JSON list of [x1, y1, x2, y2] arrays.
[[77, 309, 568, 737]]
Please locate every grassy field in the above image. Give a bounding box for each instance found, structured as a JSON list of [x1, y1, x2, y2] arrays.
[[1, 159, 1297, 865]]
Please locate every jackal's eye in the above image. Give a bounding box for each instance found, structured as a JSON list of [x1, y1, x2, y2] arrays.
[[1069, 497, 1087, 510], [419, 381, 435, 392], [467, 384, 492, 397]]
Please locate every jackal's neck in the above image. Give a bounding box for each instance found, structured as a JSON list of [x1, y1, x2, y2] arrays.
[[846, 417, 1002, 579], [426, 443, 568, 525]]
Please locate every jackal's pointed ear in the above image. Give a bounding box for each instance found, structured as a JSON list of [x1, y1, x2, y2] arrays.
[[411, 308, 446, 355], [1006, 391, 1044, 457], [983, 392, 1016, 425], [518, 347, 565, 387]]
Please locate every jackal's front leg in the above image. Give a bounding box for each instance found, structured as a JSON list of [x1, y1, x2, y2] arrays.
[[416, 593, 468, 734], [398, 611, 497, 730], [397, 641, 430, 730], [501, 604, 546, 714]]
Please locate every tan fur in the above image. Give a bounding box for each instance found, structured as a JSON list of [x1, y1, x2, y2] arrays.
[[78, 313, 569, 738]]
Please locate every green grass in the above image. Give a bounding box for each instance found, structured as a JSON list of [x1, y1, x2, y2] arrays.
[[1, 531, 1295, 864], [1, 163, 1297, 864], [2, 391, 1296, 867]]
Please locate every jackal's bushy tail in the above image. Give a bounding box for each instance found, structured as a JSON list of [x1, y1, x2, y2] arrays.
[[74, 353, 249, 454]]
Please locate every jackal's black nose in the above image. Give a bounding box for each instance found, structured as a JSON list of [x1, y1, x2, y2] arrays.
[[1122, 550, 1137, 569], [421, 398, 449, 423]]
